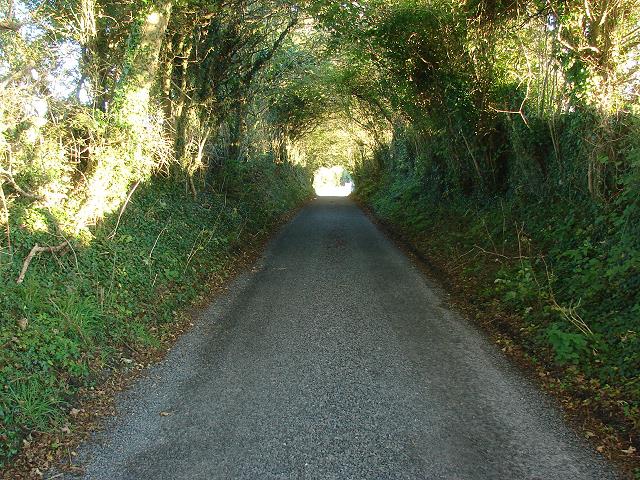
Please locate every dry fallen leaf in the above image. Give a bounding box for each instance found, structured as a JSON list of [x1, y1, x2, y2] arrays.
[[596, 445, 605, 453], [61, 425, 71, 434], [584, 431, 595, 439], [17, 317, 28, 330], [159, 411, 172, 417], [70, 408, 81, 416], [621, 445, 636, 455]]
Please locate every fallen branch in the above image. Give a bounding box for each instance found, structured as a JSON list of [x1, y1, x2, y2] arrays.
[[16, 240, 69, 284], [449, 247, 480, 271], [0, 168, 43, 200]]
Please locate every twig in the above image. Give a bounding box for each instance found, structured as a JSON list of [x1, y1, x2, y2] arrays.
[[107, 180, 141, 239], [60, 229, 79, 273], [149, 224, 169, 260], [16, 241, 69, 284], [541, 257, 594, 337], [0, 181, 11, 255], [473, 244, 530, 260], [449, 247, 480, 271], [123, 340, 140, 355], [182, 228, 205, 275], [0, 19, 21, 31], [516, 222, 524, 260], [0, 168, 43, 200], [459, 129, 483, 184], [482, 219, 499, 256]]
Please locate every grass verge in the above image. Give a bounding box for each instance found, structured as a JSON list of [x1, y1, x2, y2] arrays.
[[0, 160, 312, 473]]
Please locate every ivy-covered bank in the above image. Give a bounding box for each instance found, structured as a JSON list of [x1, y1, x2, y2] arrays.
[[355, 135, 640, 465], [0, 161, 311, 464]]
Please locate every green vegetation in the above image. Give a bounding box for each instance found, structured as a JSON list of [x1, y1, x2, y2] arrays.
[[0, 164, 309, 462], [0, 0, 313, 465], [328, 0, 640, 460], [1, 0, 639, 470]]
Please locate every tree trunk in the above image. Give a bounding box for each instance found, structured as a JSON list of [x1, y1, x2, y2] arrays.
[[160, 33, 177, 119], [174, 38, 193, 163], [116, 0, 173, 124], [75, 1, 173, 232]]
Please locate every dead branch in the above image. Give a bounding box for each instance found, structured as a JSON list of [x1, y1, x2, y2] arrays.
[[0, 168, 43, 200], [0, 181, 11, 254], [107, 180, 141, 239], [183, 227, 206, 273], [473, 244, 531, 261], [0, 19, 20, 31], [16, 240, 69, 284], [148, 223, 169, 260], [541, 257, 594, 338]]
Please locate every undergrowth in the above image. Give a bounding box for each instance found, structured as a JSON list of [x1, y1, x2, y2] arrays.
[[355, 166, 640, 451], [0, 160, 311, 465]]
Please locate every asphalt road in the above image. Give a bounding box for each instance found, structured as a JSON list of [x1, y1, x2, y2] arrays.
[[61, 197, 617, 479]]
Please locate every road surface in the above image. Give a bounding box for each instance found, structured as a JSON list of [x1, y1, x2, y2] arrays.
[[59, 197, 617, 479]]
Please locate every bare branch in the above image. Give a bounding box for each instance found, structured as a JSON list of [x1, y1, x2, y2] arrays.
[[0, 181, 11, 255], [16, 241, 69, 284], [107, 180, 141, 239], [243, 16, 298, 85], [0, 169, 44, 200], [0, 19, 20, 31]]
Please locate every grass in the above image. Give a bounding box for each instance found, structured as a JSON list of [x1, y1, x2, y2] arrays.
[[0, 159, 312, 466]]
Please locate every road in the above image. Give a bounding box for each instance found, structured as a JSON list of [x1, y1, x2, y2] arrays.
[[61, 197, 617, 479]]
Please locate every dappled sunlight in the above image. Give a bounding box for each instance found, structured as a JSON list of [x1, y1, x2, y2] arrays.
[[314, 166, 354, 197]]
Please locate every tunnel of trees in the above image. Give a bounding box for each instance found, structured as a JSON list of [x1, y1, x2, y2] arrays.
[[0, 0, 639, 470]]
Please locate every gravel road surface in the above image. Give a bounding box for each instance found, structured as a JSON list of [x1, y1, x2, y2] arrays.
[[58, 197, 617, 479]]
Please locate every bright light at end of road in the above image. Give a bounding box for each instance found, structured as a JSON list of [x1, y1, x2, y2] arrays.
[[314, 166, 354, 197]]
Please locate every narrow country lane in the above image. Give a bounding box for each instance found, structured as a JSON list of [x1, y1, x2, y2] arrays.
[[59, 197, 617, 479]]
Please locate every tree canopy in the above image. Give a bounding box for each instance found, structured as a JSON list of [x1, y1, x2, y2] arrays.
[[1, 0, 640, 471]]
